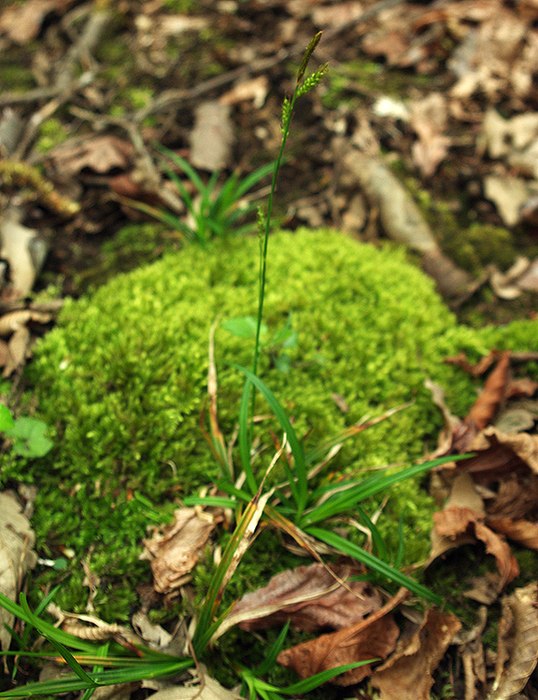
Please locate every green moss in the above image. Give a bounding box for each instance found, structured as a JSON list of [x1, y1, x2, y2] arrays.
[[21, 229, 538, 618], [77, 223, 182, 290], [394, 169, 518, 276], [0, 62, 35, 91], [35, 118, 70, 154]]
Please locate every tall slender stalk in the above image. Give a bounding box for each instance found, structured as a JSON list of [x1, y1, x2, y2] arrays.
[[245, 33, 328, 477]]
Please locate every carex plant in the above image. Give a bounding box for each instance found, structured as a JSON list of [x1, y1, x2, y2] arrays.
[[125, 148, 274, 245], [0, 34, 460, 700]]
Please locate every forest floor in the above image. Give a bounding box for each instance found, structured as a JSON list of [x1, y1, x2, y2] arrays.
[[0, 0, 537, 698]]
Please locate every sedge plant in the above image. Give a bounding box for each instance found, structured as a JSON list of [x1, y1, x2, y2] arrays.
[[187, 30, 465, 622], [125, 147, 274, 245]]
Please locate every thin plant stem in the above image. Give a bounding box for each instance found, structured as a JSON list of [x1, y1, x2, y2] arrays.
[[247, 32, 325, 474]]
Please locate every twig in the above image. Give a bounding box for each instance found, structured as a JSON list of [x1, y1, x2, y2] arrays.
[[11, 6, 111, 159]]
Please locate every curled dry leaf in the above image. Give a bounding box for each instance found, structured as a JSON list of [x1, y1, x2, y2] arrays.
[[490, 583, 538, 700], [487, 517, 538, 550], [430, 474, 519, 590], [226, 562, 382, 633], [466, 427, 538, 476], [141, 508, 215, 595], [0, 492, 37, 651], [370, 609, 461, 700], [276, 587, 407, 687]]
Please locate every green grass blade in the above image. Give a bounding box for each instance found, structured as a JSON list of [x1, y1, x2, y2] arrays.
[[235, 162, 274, 198], [19, 595, 94, 684], [357, 505, 387, 561], [157, 145, 206, 192], [0, 591, 95, 653], [255, 622, 290, 676], [183, 496, 237, 508], [0, 659, 193, 698], [234, 364, 307, 513], [238, 380, 258, 494], [307, 527, 441, 605], [301, 454, 470, 527], [279, 660, 377, 694]]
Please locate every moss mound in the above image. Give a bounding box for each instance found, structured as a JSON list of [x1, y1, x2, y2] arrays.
[[19, 229, 537, 617]]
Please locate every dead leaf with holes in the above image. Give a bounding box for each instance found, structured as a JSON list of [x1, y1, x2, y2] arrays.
[[141, 508, 215, 595], [222, 562, 382, 635], [276, 588, 407, 686], [0, 492, 37, 651], [490, 583, 538, 699], [370, 609, 461, 700]]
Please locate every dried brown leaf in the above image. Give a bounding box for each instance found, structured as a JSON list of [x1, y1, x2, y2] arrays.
[[370, 609, 461, 700], [487, 517, 538, 550], [276, 588, 407, 687], [465, 351, 511, 430], [0, 0, 73, 44], [226, 563, 381, 633], [49, 136, 133, 175], [490, 583, 538, 699], [430, 475, 519, 589], [466, 428, 538, 476], [141, 508, 215, 595]]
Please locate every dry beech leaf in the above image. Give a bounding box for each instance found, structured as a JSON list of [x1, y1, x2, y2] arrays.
[[189, 101, 234, 172], [49, 136, 133, 175], [226, 563, 382, 633], [430, 474, 519, 589], [141, 508, 215, 595], [490, 583, 538, 699], [466, 428, 538, 476], [370, 609, 461, 700], [276, 587, 407, 687], [0, 492, 37, 651], [465, 351, 511, 431]]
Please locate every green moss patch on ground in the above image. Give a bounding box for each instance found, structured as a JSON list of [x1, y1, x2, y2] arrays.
[[15, 229, 538, 618]]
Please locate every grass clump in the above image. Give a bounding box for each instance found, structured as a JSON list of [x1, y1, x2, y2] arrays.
[[12, 228, 535, 617]]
